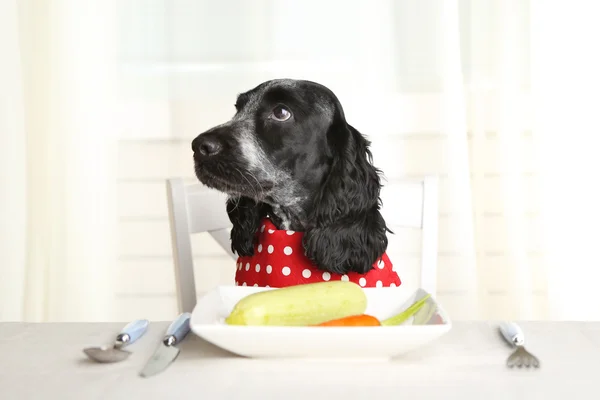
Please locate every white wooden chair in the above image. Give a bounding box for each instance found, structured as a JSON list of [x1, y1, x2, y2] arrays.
[[166, 176, 439, 313]]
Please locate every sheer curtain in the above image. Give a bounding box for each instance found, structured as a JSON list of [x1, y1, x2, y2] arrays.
[[531, 1, 600, 320], [2, 0, 599, 322], [0, 0, 118, 322], [0, 0, 27, 321]]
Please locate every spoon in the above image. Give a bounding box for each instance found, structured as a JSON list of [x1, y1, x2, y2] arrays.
[[83, 319, 149, 363]]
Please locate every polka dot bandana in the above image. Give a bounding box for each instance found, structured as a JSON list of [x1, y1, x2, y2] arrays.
[[235, 218, 402, 288]]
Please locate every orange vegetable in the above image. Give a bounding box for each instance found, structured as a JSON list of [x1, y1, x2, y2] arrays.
[[313, 293, 432, 328], [315, 314, 381, 327]]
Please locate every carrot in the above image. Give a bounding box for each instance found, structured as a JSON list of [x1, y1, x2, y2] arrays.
[[315, 314, 381, 327], [312, 293, 432, 327]]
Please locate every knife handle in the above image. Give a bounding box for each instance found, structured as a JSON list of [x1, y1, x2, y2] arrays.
[[163, 312, 191, 346], [117, 319, 149, 346]]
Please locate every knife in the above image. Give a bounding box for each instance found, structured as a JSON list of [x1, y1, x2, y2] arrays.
[[139, 312, 192, 377]]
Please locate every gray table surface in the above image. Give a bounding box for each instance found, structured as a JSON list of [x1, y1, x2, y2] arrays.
[[0, 321, 599, 399]]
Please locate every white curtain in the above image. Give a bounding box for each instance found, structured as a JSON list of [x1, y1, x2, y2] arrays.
[[0, 0, 118, 322], [0, 0, 27, 321], [530, 1, 600, 320], [2, 0, 599, 322], [435, 0, 600, 320]]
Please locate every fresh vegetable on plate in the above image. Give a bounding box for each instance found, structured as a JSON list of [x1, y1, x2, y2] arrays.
[[225, 281, 368, 326], [314, 294, 431, 327], [380, 294, 431, 326], [315, 314, 381, 327]]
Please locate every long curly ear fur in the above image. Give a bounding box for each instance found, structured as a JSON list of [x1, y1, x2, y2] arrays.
[[302, 114, 389, 275], [226, 196, 267, 256]]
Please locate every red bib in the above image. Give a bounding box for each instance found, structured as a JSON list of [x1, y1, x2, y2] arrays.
[[235, 218, 401, 288]]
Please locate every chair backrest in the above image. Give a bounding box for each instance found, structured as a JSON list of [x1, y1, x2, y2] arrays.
[[166, 176, 439, 313]]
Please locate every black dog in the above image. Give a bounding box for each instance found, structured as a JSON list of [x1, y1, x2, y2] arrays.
[[192, 79, 389, 276]]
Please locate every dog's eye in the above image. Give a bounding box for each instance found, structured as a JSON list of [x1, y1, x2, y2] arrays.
[[270, 106, 292, 122]]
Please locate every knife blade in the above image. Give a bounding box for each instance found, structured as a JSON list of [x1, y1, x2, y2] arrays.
[[139, 312, 192, 377]]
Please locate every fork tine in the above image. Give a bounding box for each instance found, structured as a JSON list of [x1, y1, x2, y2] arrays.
[[500, 323, 540, 369]]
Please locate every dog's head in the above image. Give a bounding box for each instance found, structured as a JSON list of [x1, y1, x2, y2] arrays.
[[192, 79, 388, 275]]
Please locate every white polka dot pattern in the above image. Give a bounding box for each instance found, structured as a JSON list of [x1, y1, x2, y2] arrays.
[[234, 218, 402, 288]]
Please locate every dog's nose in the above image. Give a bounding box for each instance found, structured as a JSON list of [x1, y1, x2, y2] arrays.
[[192, 136, 222, 156]]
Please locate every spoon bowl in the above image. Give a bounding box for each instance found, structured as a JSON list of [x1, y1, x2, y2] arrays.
[[83, 319, 149, 363], [83, 346, 132, 363]]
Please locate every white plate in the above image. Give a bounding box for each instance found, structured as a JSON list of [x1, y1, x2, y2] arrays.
[[190, 286, 452, 360]]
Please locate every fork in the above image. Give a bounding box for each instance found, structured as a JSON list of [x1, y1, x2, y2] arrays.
[[499, 322, 540, 368]]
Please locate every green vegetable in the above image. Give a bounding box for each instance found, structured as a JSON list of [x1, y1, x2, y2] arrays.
[[412, 299, 437, 325], [380, 294, 431, 326], [225, 281, 368, 326]]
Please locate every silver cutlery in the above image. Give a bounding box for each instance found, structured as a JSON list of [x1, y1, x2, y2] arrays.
[[83, 319, 149, 363], [499, 321, 540, 368], [139, 312, 192, 377]]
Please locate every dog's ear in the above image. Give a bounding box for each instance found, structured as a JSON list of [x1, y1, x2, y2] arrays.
[[303, 114, 389, 275], [226, 196, 267, 257]]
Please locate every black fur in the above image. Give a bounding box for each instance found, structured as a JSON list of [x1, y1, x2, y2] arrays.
[[192, 79, 389, 275], [226, 196, 269, 257], [303, 117, 389, 274]]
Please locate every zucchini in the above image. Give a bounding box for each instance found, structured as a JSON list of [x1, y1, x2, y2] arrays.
[[225, 281, 368, 326]]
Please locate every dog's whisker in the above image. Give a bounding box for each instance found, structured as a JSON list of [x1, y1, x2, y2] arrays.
[[245, 169, 265, 199], [233, 167, 265, 201], [232, 167, 256, 199], [227, 195, 241, 214]]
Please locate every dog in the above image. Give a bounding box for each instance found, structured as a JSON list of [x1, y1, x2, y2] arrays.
[[191, 79, 401, 288]]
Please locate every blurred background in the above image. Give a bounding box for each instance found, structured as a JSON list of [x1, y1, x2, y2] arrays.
[[2, 0, 599, 322]]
